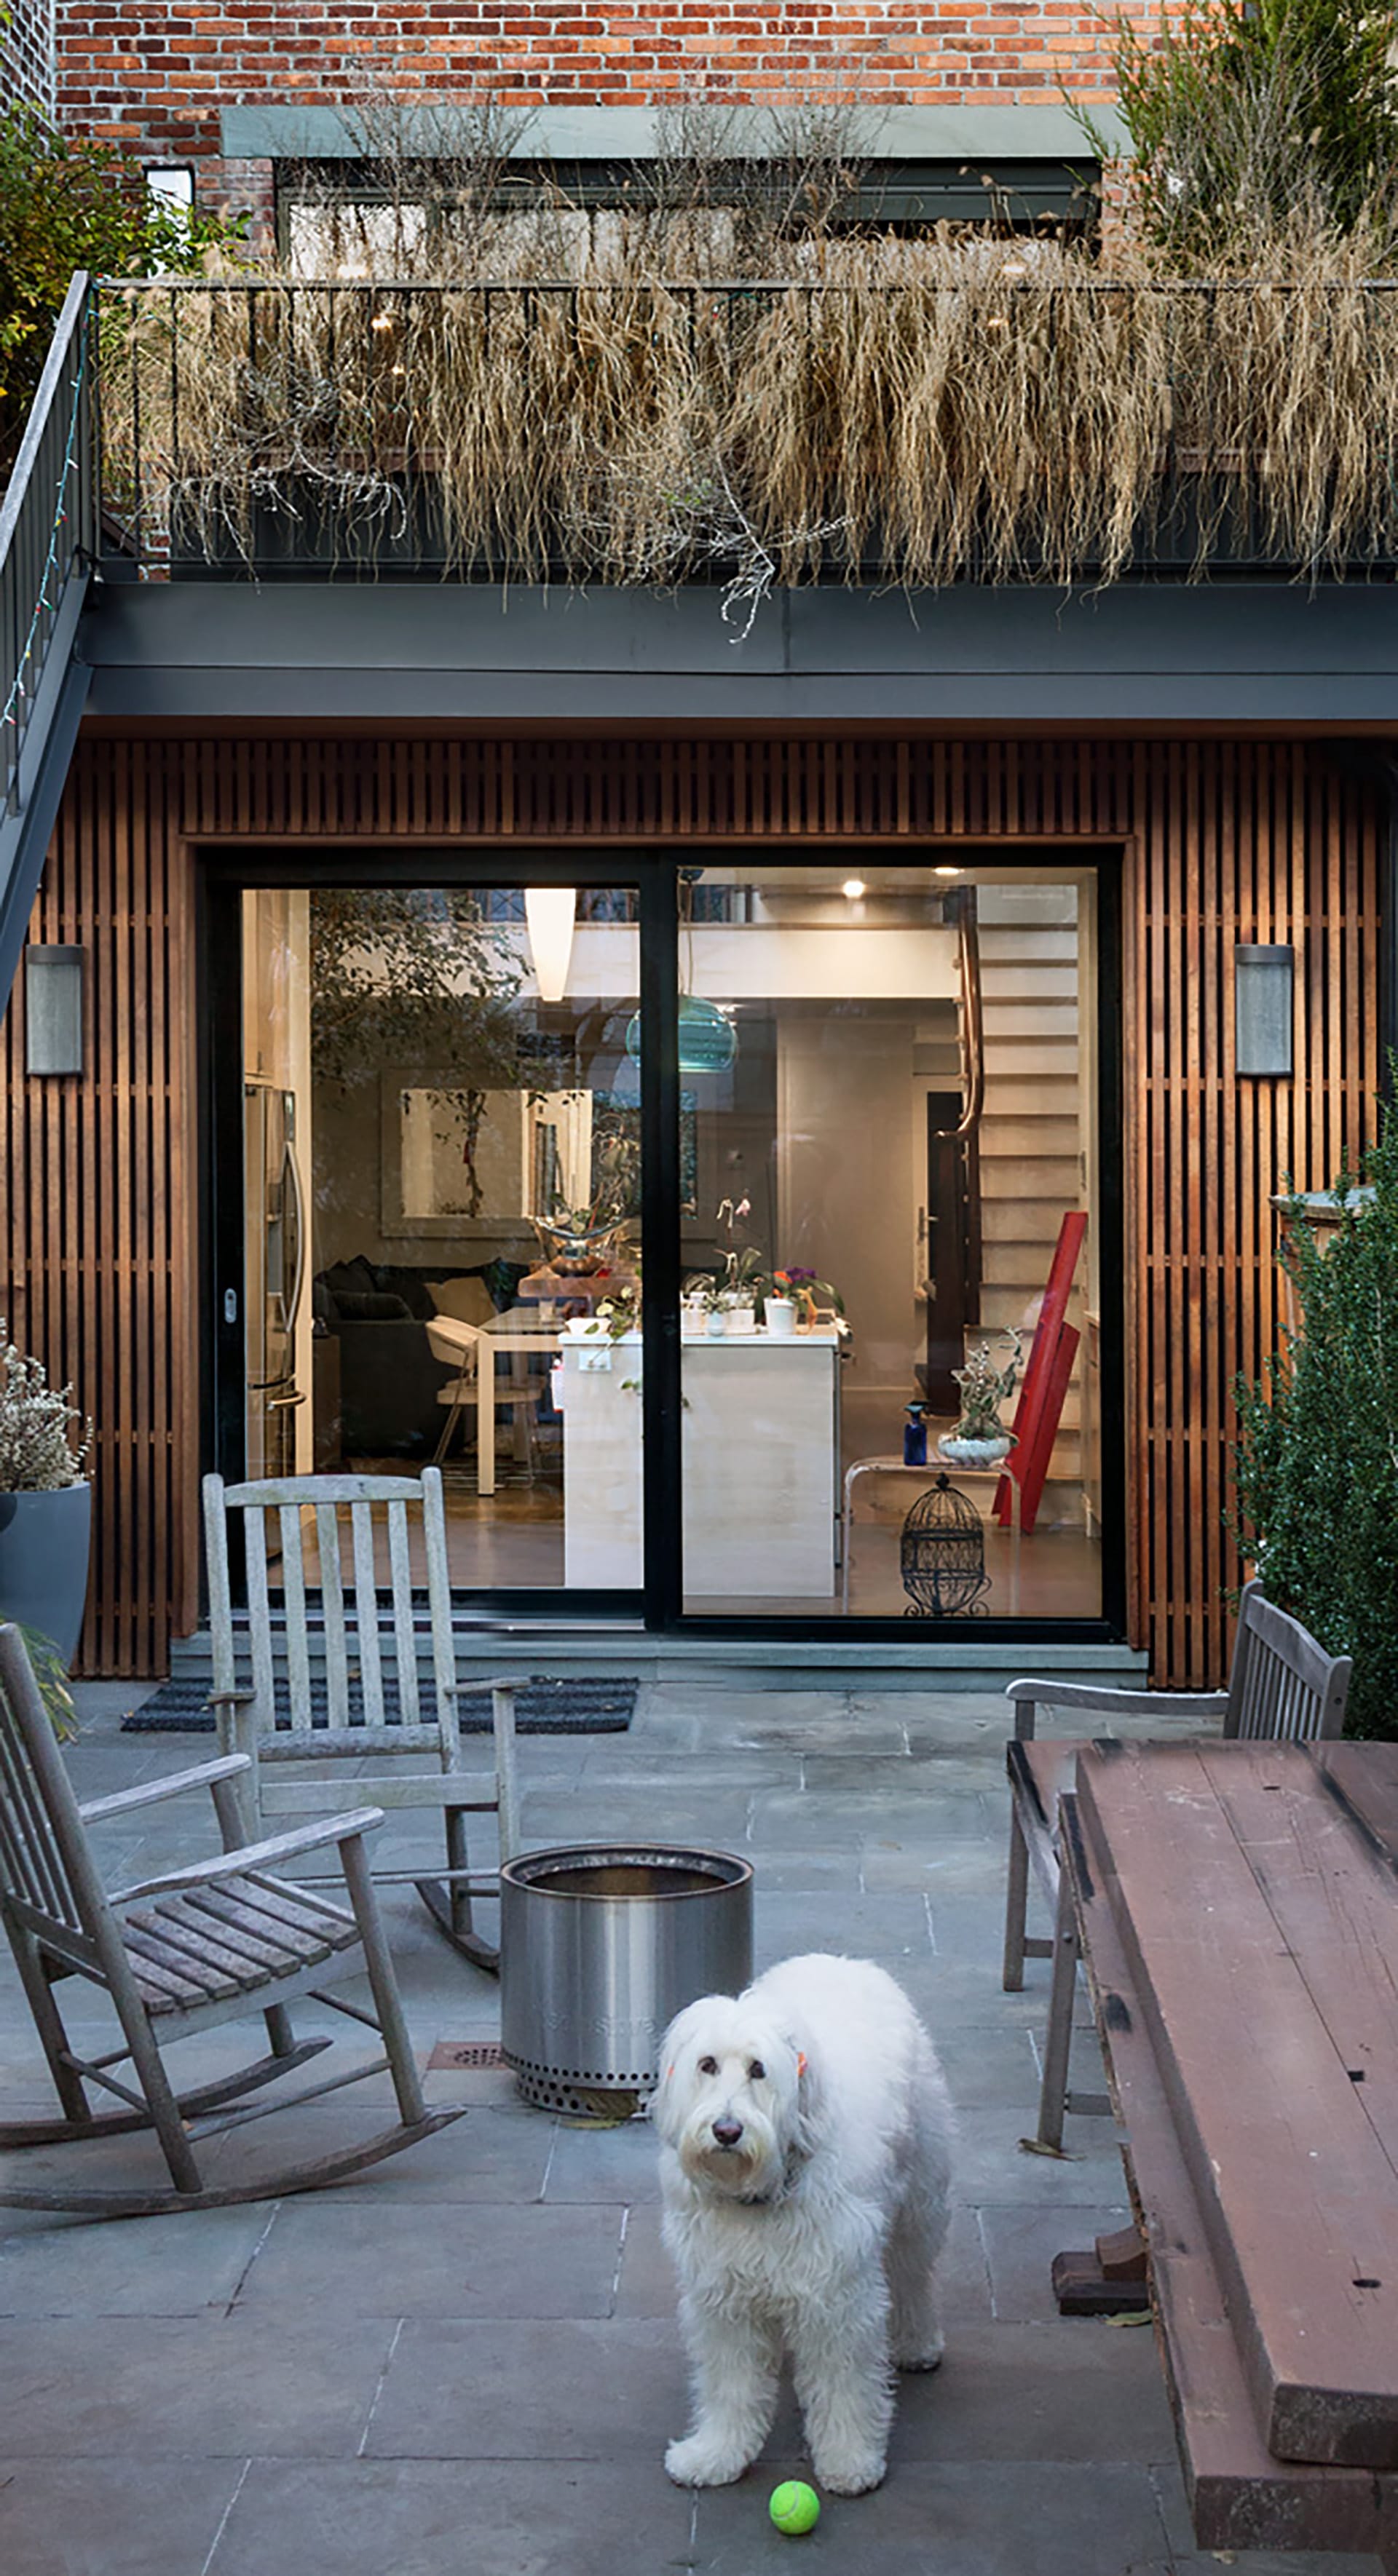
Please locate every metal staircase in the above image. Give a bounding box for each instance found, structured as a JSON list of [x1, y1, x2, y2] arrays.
[[0, 272, 95, 1003]]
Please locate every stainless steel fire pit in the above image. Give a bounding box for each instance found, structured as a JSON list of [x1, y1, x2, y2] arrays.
[[499, 1844, 754, 2119]]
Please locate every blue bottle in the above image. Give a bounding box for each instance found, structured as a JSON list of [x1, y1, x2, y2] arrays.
[[903, 1403, 928, 1467]]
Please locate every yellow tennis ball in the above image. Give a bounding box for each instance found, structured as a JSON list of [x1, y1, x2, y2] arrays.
[[769, 2480, 821, 2535]]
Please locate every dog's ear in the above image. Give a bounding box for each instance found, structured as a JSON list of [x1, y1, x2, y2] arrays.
[[786, 2033, 826, 2158], [649, 1999, 705, 2143]]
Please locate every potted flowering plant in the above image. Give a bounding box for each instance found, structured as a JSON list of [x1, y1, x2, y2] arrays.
[[720, 1245, 767, 1335], [682, 1271, 727, 1336], [0, 1322, 92, 1674]]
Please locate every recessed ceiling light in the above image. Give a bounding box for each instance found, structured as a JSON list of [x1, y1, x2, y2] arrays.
[[842, 877, 867, 900]]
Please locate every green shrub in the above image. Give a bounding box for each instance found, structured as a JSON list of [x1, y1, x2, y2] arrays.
[[0, 102, 246, 451], [1232, 1099, 1398, 1737], [1078, 0, 1398, 266]]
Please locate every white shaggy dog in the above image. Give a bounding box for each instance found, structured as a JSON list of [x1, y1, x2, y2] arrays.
[[652, 1953, 954, 2497]]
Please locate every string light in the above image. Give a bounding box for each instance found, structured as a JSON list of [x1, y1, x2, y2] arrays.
[[1, 315, 91, 738]]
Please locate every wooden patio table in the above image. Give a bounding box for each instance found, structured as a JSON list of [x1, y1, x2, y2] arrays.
[[1058, 1737, 1398, 2567]]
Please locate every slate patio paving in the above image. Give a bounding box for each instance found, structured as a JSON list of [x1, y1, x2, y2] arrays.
[[0, 1676, 1377, 2576]]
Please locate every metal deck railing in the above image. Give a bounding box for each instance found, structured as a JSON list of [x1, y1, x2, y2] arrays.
[[92, 272, 1398, 588], [0, 272, 96, 1001]]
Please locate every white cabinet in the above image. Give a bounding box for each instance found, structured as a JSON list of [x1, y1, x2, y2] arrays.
[[562, 1330, 840, 1598]]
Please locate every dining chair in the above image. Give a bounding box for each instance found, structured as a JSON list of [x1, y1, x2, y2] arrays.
[[425, 1312, 550, 1480], [1003, 1579, 1351, 2147]]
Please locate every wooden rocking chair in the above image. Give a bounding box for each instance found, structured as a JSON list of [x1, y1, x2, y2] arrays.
[[203, 1467, 521, 1973], [0, 1622, 461, 2216]]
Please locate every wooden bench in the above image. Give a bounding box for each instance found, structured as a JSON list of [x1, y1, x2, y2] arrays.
[[1059, 1738, 1398, 2567]]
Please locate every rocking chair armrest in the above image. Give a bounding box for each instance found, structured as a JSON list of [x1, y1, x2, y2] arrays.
[[79, 1753, 253, 1823], [205, 1689, 254, 1709], [108, 1805, 387, 1902]]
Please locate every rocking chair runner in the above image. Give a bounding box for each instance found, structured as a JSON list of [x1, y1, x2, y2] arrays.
[[0, 1622, 462, 2216], [202, 1467, 521, 1973]]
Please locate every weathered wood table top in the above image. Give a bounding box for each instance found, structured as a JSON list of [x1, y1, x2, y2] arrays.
[[1063, 1737, 1398, 2567]]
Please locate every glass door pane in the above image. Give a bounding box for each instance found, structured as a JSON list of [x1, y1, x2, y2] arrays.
[[676, 864, 1104, 1622], [240, 882, 642, 1593]]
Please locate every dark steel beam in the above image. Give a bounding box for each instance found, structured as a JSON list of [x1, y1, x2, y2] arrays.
[[79, 579, 1398, 733]]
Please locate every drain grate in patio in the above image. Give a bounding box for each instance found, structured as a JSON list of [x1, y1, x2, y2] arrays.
[[427, 2041, 507, 2071], [121, 1675, 637, 1733]]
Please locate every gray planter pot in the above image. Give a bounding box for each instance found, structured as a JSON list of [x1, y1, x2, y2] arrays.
[[0, 1483, 92, 1666]]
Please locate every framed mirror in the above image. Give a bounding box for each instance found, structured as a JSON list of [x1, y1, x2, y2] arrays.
[[379, 1078, 594, 1237]]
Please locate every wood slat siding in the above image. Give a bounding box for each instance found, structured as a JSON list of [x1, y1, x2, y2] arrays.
[[1, 741, 197, 1677], [1, 735, 1380, 1682]]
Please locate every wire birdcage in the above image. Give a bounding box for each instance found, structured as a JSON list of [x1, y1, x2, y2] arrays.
[[900, 1475, 991, 1619]]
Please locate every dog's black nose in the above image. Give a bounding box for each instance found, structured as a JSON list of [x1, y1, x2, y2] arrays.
[[711, 2117, 744, 2147]]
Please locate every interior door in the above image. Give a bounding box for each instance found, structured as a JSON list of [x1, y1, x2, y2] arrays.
[[920, 1095, 980, 1416]]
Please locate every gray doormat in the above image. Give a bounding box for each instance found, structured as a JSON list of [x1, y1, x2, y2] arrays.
[[121, 1676, 636, 1734]]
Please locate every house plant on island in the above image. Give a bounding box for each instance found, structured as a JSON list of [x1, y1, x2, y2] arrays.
[[0, 1322, 92, 1686], [767, 1267, 848, 1336], [720, 1245, 768, 1336], [939, 1332, 1022, 1467]]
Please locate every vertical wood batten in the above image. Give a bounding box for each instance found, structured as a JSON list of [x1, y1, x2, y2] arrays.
[[0, 734, 1380, 1684], [0, 742, 195, 1676]]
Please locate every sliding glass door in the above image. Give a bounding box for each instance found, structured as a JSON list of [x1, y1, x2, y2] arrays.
[[221, 852, 1120, 1633], [673, 863, 1110, 1623], [235, 876, 644, 1598]]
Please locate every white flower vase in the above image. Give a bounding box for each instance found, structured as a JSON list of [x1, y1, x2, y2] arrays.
[[764, 1296, 797, 1339], [705, 1309, 727, 1339], [724, 1303, 757, 1337]]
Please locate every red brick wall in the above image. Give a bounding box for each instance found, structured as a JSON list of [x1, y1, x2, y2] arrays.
[[57, 4, 1142, 241]]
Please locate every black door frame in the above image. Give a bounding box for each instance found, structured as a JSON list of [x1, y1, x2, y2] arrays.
[[200, 841, 1126, 1644]]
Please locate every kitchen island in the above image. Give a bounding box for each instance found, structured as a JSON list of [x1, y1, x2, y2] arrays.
[[561, 1326, 841, 1596]]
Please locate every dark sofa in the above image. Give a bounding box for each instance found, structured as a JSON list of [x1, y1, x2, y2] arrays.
[[314, 1256, 524, 1459]]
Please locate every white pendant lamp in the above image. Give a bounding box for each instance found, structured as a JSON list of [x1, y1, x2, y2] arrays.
[[524, 887, 575, 1002]]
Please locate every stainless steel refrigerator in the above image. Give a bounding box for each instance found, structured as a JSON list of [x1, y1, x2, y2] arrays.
[[245, 1078, 306, 1481]]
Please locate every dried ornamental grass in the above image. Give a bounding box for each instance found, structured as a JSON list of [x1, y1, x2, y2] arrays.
[[0, 1323, 90, 1493], [96, 232, 1398, 593]]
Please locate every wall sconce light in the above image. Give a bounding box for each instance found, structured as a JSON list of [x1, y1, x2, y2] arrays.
[[25, 946, 84, 1076], [524, 887, 575, 1002], [1234, 943, 1294, 1077]]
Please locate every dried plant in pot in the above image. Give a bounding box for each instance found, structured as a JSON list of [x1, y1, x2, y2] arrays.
[[0, 1323, 92, 1684], [939, 1332, 1022, 1469]]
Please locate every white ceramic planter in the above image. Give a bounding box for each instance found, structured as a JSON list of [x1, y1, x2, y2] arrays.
[[723, 1304, 757, 1337], [938, 1434, 1014, 1470], [0, 1481, 92, 1665], [764, 1296, 797, 1338]]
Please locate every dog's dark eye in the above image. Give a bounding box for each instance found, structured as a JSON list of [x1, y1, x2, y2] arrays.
[[698, 2055, 719, 2077], [748, 2059, 766, 2082]]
